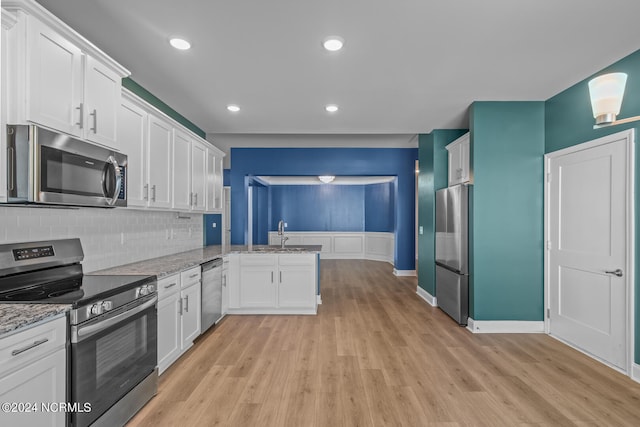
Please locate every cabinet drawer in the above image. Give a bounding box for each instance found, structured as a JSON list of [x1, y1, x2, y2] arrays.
[[180, 267, 201, 288], [240, 254, 277, 266], [158, 274, 180, 300], [278, 254, 315, 266], [0, 316, 66, 378]]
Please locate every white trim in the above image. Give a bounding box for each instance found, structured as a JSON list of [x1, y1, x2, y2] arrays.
[[632, 363, 640, 383], [1, 9, 18, 29], [393, 269, 416, 277], [466, 318, 545, 334], [416, 287, 437, 306], [544, 129, 635, 378], [316, 294, 322, 305], [226, 308, 317, 315]]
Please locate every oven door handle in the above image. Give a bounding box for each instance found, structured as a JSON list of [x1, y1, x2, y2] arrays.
[[102, 156, 122, 206], [72, 296, 157, 343]]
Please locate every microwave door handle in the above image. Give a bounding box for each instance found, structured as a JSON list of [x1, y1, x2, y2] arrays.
[[102, 156, 122, 206]]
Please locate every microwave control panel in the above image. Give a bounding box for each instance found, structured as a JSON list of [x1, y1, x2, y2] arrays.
[[13, 245, 55, 261]]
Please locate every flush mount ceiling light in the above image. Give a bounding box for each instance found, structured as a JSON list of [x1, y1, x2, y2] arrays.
[[325, 104, 339, 113], [227, 104, 240, 112], [169, 38, 191, 50], [588, 72, 640, 128], [318, 175, 335, 184], [322, 36, 344, 52]]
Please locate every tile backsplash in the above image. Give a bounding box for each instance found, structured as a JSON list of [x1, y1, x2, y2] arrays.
[[0, 206, 203, 272]]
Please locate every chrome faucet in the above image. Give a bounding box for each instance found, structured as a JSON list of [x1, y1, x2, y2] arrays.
[[277, 220, 288, 248]]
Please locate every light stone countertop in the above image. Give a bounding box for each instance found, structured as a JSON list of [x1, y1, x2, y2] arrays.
[[91, 244, 322, 278], [0, 304, 70, 337], [0, 244, 321, 336]]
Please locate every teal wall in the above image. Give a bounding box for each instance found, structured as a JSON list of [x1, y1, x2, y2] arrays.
[[122, 78, 206, 138], [545, 49, 640, 363], [417, 130, 466, 296], [470, 102, 545, 320]]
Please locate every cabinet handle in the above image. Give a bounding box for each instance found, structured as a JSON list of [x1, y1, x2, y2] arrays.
[[151, 185, 156, 202], [90, 109, 98, 133], [7, 147, 15, 191], [222, 275, 226, 287], [164, 282, 177, 289], [271, 271, 274, 283], [189, 273, 199, 279], [184, 295, 189, 312], [143, 184, 149, 201], [279, 271, 282, 283], [178, 298, 183, 315], [190, 192, 194, 206], [76, 103, 84, 128], [194, 193, 198, 207], [11, 338, 49, 356]]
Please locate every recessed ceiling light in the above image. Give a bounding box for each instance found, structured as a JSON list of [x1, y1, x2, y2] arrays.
[[325, 104, 339, 113], [169, 38, 191, 50], [227, 104, 240, 112], [323, 36, 344, 52]]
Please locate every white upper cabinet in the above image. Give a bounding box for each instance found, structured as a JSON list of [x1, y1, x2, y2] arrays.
[[191, 141, 206, 212], [206, 145, 224, 213], [83, 56, 121, 147], [148, 114, 173, 209], [25, 16, 83, 137], [4, 3, 130, 149], [172, 129, 192, 211], [446, 132, 472, 186], [118, 95, 147, 207]]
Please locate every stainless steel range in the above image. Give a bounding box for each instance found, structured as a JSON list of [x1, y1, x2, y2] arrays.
[[0, 238, 158, 427]]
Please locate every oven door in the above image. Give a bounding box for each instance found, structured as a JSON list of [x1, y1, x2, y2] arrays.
[[34, 125, 127, 207], [70, 295, 157, 427]]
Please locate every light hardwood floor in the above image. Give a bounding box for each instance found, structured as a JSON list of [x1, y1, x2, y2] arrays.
[[128, 260, 640, 426]]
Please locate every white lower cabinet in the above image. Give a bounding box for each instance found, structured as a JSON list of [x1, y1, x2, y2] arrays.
[[0, 316, 66, 427], [157, 266, 201, 375], [227, 253, 317, 314]]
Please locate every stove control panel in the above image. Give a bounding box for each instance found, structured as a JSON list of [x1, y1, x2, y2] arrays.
[[136, 284, 156, 298], [88, 300, 113, 316], [12, 245, 55, 261]]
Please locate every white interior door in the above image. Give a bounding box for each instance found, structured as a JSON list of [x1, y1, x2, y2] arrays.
[[546, 130, 633, 371]]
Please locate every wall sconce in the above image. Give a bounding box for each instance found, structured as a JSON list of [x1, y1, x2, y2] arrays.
[[589, 72, 640, 129], [318, 175, 335, 184]]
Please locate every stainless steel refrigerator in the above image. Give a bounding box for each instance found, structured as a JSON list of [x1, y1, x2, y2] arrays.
[[435, 184, 469, 325]]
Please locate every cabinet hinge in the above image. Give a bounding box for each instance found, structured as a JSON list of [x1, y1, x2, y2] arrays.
[[546, 240, 552, 250]]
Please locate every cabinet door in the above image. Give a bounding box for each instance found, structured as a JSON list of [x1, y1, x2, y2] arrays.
[[191, 142, 206, 212], [27, 17, 83, 137], [83, 56, 120, 149], [157, 292, 181, 375], [0, 348, 66, 427], [240, 267, 277, 308], [447, 143, 461, 186], [205, 149, 216, 212], [172, 129, 192, 210], [118, 99, 147, 207], [181, 282, 201, 348], [147, 115, 173, 208], [221, 267, 229, 316], [277, 255, 316, 309], [459, 135, 471, 183], [214, 156, 223, 210]]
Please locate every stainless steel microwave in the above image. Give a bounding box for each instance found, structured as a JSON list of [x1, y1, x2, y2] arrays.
[[6, 124, 127, 207]]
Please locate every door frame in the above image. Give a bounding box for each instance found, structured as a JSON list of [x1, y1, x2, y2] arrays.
[[544, 128, 635, 376]]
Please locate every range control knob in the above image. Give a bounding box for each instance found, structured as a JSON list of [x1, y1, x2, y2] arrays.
[[101, 301, 113, 311], [90, 303, 104, 315], [137, 285, 151, 297], [146, 284, 156, 294]]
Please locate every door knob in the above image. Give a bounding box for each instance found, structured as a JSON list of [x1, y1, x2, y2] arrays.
[[605, 269, 623, 277]]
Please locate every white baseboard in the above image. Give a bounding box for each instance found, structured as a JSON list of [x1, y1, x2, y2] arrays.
[[317, 294, 322, 305], [631, 363, 640, 383], [416, 287, 437, 306], [393, 269, 416, 277], [466, 318, 545, 333]]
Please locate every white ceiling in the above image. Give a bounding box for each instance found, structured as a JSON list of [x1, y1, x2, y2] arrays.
[[35, 0, 640, 136], [255, 176, 396, 186]]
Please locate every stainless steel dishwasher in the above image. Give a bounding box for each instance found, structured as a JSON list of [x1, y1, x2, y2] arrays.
[[201, 258, 223, 332]]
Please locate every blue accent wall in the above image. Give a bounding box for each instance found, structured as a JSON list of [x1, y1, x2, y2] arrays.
[[230, 148, 418, 270], [270, 185, 365, 231], [204, 214, 222, 245], [545, 49, 640, 363], [223, 169, 231, 187], [251, 182, 269, 244], [470, 101, 545, 321], [365, 182, 395, 232], [417, 130, 467, 296]]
